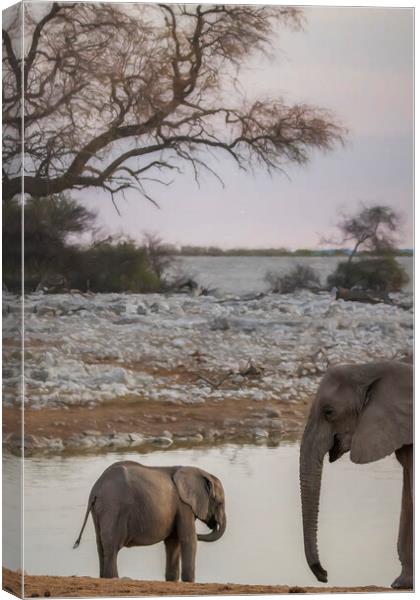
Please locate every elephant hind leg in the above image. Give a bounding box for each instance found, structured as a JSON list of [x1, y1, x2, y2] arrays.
[[92, 515, 105, 577], [100, 525, 121, 578], [392, 445, 413, 589], [164, 537, 181, 581], [96, 532, 105, 577], [102, 549, 119, 578], [99, 510, 128, 579]]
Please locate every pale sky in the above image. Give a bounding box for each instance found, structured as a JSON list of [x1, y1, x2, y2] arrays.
[[76, 5, 414, 250]]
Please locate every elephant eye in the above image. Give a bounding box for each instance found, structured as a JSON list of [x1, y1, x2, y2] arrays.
[[322, 405, 334, 420]]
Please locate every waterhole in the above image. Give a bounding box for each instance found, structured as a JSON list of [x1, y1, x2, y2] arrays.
[[4, 443, 402, 587]]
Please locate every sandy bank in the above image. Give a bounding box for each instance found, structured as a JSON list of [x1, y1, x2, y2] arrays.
[[3, 384, 305, 456], [2, 568, 395, 598]]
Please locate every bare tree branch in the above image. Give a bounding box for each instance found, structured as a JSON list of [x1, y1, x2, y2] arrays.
[[3, 3, 345, 204]]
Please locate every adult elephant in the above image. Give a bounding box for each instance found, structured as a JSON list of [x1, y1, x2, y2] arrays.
[[74, 461, 226, 581], [299, 361, 413, 589]]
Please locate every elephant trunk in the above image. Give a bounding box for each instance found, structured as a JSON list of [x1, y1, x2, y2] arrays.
[[299, 424, 331, 583], [197, 512, 226, 542]]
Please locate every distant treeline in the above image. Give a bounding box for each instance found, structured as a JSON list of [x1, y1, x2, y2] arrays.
[[2, 194, 412, 294], [174, 246, 413, 257]]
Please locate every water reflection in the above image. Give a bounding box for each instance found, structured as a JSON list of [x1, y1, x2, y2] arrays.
[[9, 443, 402, 587]]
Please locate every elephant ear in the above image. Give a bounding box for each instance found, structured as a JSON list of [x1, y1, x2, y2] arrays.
[[350, 365, 413, 464], [173, 467, 212, 520]]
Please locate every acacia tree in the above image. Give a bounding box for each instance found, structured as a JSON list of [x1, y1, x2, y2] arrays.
[[3, 3, 344, 205], [335, 205, 400, 262], [326, 204, 407, 293]]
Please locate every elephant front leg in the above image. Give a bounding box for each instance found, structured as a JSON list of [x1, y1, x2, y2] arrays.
[[392, 446, 413, 589], [177, 510, 197, 582], [164, 537, 181, 581], [180, 535, 197, 582]]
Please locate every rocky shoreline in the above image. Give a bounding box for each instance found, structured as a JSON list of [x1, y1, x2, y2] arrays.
[[3, 289, 412, 456]]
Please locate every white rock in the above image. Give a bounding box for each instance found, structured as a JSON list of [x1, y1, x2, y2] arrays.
[[93, 367, 131, 385], [152, 436, 173, 448]]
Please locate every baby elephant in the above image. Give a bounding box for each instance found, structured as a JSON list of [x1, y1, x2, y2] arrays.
[[73, 461, 226, 581]]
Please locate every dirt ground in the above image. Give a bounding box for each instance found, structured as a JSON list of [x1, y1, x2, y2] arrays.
[[4, 396, 306, 441], [2, 568, 395, 598]]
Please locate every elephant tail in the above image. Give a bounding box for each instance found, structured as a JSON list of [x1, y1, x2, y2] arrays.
[[73, 495, 96, 549]]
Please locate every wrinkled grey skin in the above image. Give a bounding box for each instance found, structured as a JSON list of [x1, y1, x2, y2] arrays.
[[300, 361, 413, 589], [74, 461, 226, 581]]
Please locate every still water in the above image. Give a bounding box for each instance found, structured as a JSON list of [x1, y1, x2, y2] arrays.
[[9, 443, 402, 587], [176, 256, 413, 295]]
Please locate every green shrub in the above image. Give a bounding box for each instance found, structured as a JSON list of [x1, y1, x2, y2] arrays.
[[265, 264, 320, 294], [327, 257, 409, 292], [3, 195, 166, 293], [73, 241, 161, 293], [3, 194, 94, 292]]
